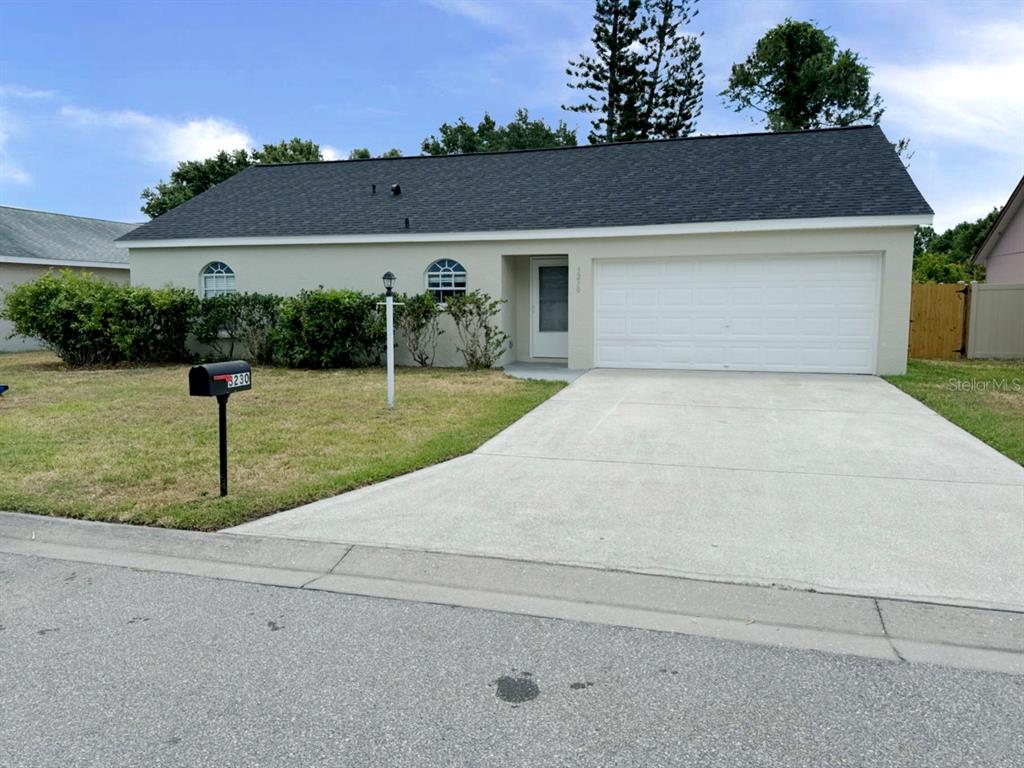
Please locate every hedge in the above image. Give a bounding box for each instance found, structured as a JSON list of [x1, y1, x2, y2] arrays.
[[1, 270, 197, 365]]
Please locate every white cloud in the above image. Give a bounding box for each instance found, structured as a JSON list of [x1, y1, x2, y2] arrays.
[[0, 84, 57, 100], [321, 144, 343, 161], [427, 0, 513, 30], [873, 20, 1024, 156], [60, 105, 254, 165], [0, 123, 30, 183]]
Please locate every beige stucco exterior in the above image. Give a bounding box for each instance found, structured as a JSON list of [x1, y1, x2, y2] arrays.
[[0, 263, 129, 352], [128, 223, 916, 374]]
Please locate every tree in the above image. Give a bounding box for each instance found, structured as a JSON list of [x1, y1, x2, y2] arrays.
[[252, 138, 323, 165], [421, 109, 576, 155], [721, 19, 883, 131], [347, 147, 404, 159], [564, 0, 704, 142], [912, 209, 1001, 283], [140, 138, 325, 218]]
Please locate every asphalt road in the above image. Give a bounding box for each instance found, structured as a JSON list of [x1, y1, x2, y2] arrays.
[[1, 553, 1020, 768]]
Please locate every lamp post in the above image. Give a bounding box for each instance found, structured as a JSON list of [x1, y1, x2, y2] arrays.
[[383, 271, 396, 409]]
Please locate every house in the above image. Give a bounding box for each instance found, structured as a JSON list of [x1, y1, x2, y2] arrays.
[[974, 176, 1024, 284], [1, 206, 134, 351], [119, 125, 932, 375]]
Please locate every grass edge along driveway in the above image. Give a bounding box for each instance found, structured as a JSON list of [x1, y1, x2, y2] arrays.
[[884, 358, 1023, 465], [0, 351, 564, 530]]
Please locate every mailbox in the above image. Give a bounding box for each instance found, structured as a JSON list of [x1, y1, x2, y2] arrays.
[[189, 361, 252, 398], [188, 360, 251, 497]]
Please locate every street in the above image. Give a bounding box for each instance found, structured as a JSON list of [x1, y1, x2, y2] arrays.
[[1, 552, 1020, 768]]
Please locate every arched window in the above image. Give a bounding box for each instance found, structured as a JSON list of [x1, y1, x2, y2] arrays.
[[201, 262, 236, 298], [425, 259, 467, 302]]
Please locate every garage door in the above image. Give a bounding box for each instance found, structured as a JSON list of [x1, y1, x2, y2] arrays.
[[594, 253, 880, 373]]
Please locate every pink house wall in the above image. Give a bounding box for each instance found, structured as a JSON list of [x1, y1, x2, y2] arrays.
[[984, 201, 1024, 284]]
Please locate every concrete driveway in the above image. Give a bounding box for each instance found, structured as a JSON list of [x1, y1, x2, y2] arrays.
[[231, 369, 1024, 611]]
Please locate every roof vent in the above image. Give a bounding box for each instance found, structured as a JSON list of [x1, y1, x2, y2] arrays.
[[371, 184, 376, 195], [391, 184, 401, 196]]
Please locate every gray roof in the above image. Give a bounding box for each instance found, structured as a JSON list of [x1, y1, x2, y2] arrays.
[[120, 126, 931, 243], [1, 206, 135, 264]]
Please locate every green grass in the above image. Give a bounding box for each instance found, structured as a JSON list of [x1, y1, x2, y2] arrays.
[[0, 351, 564, 529], [885, 359, 1024, 465]]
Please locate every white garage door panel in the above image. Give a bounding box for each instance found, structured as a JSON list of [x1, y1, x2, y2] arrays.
[[594, 254, 880, 373]]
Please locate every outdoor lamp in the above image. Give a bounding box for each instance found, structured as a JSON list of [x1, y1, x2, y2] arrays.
[[382, 271, 396, 296]]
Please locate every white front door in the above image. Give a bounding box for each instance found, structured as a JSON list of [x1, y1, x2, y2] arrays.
[[530, 257, 569, 359]]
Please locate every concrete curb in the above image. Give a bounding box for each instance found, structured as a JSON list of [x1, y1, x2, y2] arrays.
[[1, 511, 1021, 675]]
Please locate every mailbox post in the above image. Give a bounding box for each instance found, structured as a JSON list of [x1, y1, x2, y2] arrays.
[[189, 361, 252, 496]]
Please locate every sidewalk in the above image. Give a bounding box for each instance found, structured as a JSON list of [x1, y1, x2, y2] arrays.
[[1, 511, 1021, 675]]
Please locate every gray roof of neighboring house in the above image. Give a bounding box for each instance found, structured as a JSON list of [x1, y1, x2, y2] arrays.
[[1, 206, 135, 264], [119, 125, 932, 243]]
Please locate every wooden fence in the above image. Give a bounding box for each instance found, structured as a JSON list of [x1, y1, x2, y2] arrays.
[[908, 283, 969, 360]]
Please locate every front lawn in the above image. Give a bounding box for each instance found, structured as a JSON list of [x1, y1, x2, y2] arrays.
[[0, 351, 564, 529], [885, 359, 1024, 465]]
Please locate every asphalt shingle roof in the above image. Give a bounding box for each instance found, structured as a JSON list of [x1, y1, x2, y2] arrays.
[[120, 126, 931, 242], [1, 206, 135, 264]]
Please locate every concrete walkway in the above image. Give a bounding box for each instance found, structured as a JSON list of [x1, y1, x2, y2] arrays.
[[231, 369, 1024, 611]]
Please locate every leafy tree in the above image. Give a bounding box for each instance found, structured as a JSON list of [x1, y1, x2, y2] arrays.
[[252, 138, 323, 165], [141, 138, 324, 218], [564, 0, 704, 142], [913, 225, 935, 258], [141, 149, 251, 218], [912, 208, 1000, 283], [721, 19, 883, 131], [421, 109, 576, 155], [347, 147, 404, 159], [928, 209, 1001, 262]]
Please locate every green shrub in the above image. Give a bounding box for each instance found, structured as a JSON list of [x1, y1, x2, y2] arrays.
[[395, 291, 444, 366], [1, 270, 197, 365], [193, 292, 282, 363], [444, 290, 509, 369], [272, 288, 385, 368]]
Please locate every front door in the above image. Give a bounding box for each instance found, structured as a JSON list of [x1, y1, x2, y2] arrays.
[[530, 257, 569, 359]]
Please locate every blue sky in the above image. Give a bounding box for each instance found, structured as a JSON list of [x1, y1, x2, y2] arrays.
[[1, 0, 1021, 231]]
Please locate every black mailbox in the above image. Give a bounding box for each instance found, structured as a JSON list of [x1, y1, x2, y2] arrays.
[[189, 361, 252, 398], [188, 361, 251, 497]]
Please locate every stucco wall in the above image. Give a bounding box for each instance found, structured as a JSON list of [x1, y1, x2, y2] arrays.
[[0, 263, 129, 352], [984, 203, 1024, 284], [129, 224, 916, 374]]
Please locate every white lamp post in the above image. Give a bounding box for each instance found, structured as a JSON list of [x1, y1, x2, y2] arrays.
[[382, 271, 396, 409]]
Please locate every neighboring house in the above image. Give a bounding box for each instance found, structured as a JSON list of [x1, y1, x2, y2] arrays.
[[1, 206, 134, 352], [974, 176, 1024, 284], [119, 125, 932, 375]]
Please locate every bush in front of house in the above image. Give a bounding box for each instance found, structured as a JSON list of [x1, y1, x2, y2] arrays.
[[193, 292, 283, 364], [395, 291, 445, 366], [445, 290, 509, 369], [272, 287, 385, 368], [1, 269, 197, 365]]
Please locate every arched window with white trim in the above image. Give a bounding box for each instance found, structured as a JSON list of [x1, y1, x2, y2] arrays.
[[425, 259, 467, 302], [201, 262, 236, 298]]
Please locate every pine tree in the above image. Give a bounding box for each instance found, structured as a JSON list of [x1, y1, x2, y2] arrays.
[[564, 0, 646, 143], [564, 0, 704, 143]]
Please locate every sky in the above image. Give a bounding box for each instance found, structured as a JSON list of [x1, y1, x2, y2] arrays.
[[1, 0, 1022, 232]]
